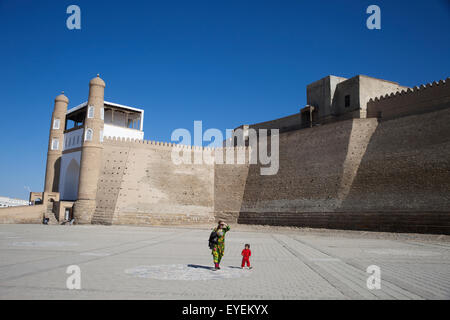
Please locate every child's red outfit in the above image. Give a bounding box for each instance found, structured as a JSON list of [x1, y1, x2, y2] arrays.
[[241, 248, 251, 267]]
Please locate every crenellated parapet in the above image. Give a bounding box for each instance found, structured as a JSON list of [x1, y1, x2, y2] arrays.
[[101, 136, 252, 169], [102, 136, 250, 153], [369, 78, 448, 102], [367, 77, 450, 119]]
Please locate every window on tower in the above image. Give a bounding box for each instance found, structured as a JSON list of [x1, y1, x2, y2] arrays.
[[88, 106, 95, 118], [345, 95, 351, 108], [85, 128, 93, 141], [51, 138, 59, 150], [53, 119, 60, 130]]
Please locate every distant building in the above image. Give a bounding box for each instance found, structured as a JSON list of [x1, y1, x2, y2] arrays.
[[305, 74, 409, 124], [0, 197, 29, 208], [234, 74, 410, 135]]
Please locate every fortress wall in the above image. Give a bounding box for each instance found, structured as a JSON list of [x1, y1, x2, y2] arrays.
[[93, 138, 215, 225], [214, 148, 250, 223], [237, 118, 362, 214], [0, 205, 45, 224], [339, 107, 450, 213], [367, 78, 450, 119], [241, 113, 302, 132], [236, 107, 450, 234]]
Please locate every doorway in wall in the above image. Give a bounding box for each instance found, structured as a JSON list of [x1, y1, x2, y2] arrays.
[[63, 159, 80, 200]]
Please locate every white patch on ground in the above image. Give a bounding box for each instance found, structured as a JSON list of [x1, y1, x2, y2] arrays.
[[367, 249, 441, 257], [80, 252, 111, 256], [124, 264, 252, 281], [309, 258, 341, 262], [0, 232, 20, 239], [10, 241, 79, 247]]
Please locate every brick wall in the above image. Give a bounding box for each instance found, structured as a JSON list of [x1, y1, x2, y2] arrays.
[[231, 106, 450, 234], [214, 148, 250, 223], [340, 108, 450, 213], [236, 118, 362, 214], [367, 78, 450, 119], [93, 139, 215, 225], [8, 78, 444, 233], [0, 205, 45, 224]]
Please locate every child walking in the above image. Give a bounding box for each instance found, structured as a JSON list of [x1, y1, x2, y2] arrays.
[[241, 244, 252, 269]]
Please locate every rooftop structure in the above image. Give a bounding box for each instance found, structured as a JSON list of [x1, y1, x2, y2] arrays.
[[65, 100, 144, 142], [235, 74, 410, 136]]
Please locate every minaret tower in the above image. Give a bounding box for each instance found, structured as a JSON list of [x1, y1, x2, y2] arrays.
[[73, 75, 105, 224], [44, 92, 69, 192]]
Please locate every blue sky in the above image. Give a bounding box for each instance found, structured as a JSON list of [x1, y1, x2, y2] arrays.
[[0, 0, 449, 199]]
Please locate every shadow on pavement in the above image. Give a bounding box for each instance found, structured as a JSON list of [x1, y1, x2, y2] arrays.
[[187, 264, 214, 270]]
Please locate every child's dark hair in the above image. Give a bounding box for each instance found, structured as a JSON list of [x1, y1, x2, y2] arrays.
[[245, 243, 250, 248]]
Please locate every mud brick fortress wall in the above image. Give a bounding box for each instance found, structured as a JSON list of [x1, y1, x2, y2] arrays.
[[84, 77, 450, 234], [235, 80, 450, 234], [2, 76, 449, 234], [214, 148, 250, 223], [94, 141, 252, 226], [93, 139, 215, 225]]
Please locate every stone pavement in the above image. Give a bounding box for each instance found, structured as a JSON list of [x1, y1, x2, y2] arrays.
[[0, 224, 449, 299]]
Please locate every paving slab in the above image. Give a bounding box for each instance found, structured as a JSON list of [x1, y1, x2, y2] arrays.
[[0, 224, 449, 299]]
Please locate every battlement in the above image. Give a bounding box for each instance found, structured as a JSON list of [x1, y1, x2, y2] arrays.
[[102, 136, 250, 152], [369, 78, 448, 102], [367, 77, 450, 119]]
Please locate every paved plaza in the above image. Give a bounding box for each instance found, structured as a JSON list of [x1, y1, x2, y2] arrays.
[[0, 224, 449, 299]]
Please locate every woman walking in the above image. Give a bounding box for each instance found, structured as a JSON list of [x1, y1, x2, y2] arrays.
[[210, 220, 230, 270]]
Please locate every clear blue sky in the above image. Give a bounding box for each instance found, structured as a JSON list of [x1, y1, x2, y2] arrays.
[[0, 0, 449, 200]]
